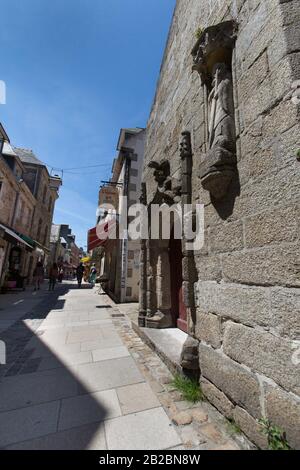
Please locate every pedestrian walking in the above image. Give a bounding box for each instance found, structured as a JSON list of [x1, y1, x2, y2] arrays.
[[58, 267, 64, 283], [48, 263, 59, 291], [33, 261, 44, 291], [89, 263, 97, 287], [76, 262, 85, 288]]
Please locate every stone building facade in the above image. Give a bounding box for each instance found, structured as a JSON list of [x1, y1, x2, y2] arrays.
[[14, 148, 62, 259], [0, 136, 62, 288], [140, 0, 300, 449], [49, 224, 81, 277], [97, 127, 146, 302], [0, 141, 36, 287]]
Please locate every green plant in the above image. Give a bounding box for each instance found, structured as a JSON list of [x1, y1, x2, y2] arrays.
[[171, 374, 204, 403], [195, 27, 203, 39], [259, 418, 292, 450], [296, 149, 300, 161], [226, 418, 242, 436]]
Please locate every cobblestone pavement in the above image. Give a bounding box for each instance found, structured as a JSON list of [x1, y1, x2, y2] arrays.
[[0, 282, 248, 450]]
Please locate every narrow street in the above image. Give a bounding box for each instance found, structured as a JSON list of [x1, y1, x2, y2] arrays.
[[0, 282, 243, 450]]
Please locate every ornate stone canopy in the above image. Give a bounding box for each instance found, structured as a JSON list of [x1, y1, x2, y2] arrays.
[[191, 20, 238, 86]]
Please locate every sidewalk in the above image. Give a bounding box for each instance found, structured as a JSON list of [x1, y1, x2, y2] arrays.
[[0, 281, 246, 450]]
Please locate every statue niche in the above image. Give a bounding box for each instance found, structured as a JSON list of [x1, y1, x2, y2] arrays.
[[192, 21, 238, 200]]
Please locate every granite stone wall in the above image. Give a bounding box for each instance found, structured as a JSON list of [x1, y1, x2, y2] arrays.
[[143, 0, 300, 448]]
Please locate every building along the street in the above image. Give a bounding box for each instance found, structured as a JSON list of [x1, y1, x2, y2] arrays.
[[49, 224, 81, 278], [13, 147, 62, 266], [137, 0, 300, 449], [0, 126, 62, 290], [91, 127, 146, 302]]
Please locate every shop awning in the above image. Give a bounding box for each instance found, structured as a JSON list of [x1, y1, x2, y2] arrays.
[[87, 219, 117, 252], [0, 223, 34, 251], [16, 233, 36, 249]]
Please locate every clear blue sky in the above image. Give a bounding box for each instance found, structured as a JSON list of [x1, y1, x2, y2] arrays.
[[0, 0, 175, 248]]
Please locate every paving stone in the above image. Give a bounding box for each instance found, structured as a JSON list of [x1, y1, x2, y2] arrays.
[[191, 408, 208, 424], [58, 389, 121, 431], [0, 401, 60, 447], [172, 411, 193, 426], [180, 426, 207, 448], [80, 337, 123, 351], [117, 382, 161, 415], [0, 368, 79, 412], [76, 357, 145, 393], [92, 346, 130, 363], [105, 407, 181, 450], [199, 424, 224, 444], [4, 422, 107, 450]]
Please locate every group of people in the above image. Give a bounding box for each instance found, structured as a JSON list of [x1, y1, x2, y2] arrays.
[[33, 262, 64, 291], [76, 262, 97, 288], [32, 261, 97, 291]]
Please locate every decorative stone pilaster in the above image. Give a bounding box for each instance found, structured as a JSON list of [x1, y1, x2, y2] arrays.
[[180, 131, 197, 326], [138, 183, 147, 327]]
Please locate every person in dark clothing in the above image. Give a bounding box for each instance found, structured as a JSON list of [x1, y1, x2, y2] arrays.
[[49, 263, 59, 291], [33, 261, 44, 291], [76, 263, 85, 288]]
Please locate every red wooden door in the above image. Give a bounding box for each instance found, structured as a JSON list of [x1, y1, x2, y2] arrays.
[[169, 237, 187, 333]]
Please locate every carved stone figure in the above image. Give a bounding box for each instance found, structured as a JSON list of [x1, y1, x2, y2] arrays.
[[148, 160, 181, 204], [180, 131, 193, 161], [192, 21, 238, 199], [180, 336, 199, 374]]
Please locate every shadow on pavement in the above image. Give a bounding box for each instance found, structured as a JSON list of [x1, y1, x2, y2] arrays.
[[0, 282, 112, 450]]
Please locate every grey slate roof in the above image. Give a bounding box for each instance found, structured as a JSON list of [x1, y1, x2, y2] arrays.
[[13, 147, 44, 166]]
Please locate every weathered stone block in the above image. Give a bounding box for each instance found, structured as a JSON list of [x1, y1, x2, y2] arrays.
[[223, 322, 300, 395], [271, 287, 300, 340], [244, 205, 299, 248], [195, 281, 270, 327], [238, 50, 269, 104], [222, 245, 300, 288], [180, 336, 199, 371], [262, 99, 300, 138], [233, 161, 300, 220], [209, 220, 244, 253], [233, 406, 268, 449], [195, 312, 222, 349], [195, 255, 222, 282], [265, 384, 300, 450], [200, 377, 234, 419], [199, 344, 261, 417]]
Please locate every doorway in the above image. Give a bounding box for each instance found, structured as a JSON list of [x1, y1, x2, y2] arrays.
[[169, 234, 187, 333]]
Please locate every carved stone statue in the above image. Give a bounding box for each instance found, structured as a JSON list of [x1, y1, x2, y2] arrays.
[[180, 131, 193, 160], [192, 21, 238, 199], [148, 160, 181, 204], [207, 63, 235, 152]]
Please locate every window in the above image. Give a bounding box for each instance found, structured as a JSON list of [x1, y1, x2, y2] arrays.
[[48, 196, 52, 212], [42, 186, 47, 204], [44, 225, 48, 246], [37, 218, 42, 241], [126, 287, 132, 297]]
